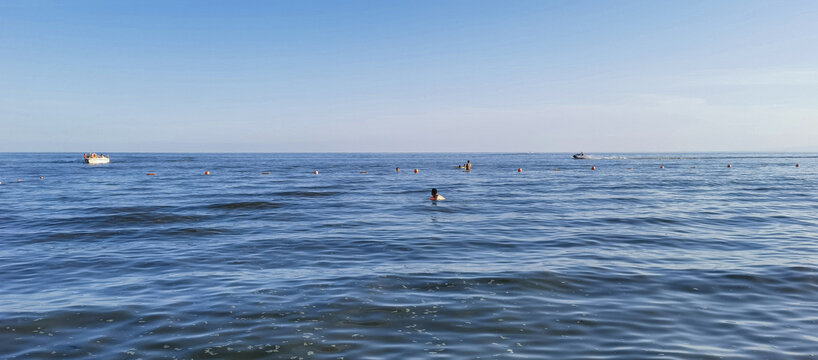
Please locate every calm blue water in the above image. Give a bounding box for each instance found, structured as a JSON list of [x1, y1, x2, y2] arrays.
[[1, 152, 817, 359]]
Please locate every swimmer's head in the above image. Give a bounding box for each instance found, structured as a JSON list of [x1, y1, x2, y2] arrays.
[[431, 188, 438, 196]]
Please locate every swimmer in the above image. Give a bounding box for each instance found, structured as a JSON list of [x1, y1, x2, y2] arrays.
[[430, 188, 445, 201], [465, 160, 471, 171], [396, 167, 400, 173]]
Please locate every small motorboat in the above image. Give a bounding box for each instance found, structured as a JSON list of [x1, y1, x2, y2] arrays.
[[83, 153, 110, 164], [572, 152, 587, 159]]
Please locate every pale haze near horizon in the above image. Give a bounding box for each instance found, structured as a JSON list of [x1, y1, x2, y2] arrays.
[[1, 1, 817, 153]]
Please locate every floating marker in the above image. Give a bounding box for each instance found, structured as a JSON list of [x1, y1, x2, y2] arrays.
[[360, 171, 368, 174], [262, 172, 270, 175], [147, 173, 156, 176], [591, 166, 596, 171], [727, 164, 732, 168], [517, 168, 523, 172], [314, 170, 319, 174], [660, 165, 665, 169], [796, 164, 800, 168], [204, 171, 211, 175], [414, 169, 419, 173]]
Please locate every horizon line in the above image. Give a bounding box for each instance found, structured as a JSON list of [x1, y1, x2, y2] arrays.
[[3, 150, 818, 154]]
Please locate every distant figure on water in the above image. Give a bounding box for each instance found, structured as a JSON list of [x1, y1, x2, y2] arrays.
[[430, 188, 445, 201], [396, 167, 400, 173], [465, 160, 471, 171]]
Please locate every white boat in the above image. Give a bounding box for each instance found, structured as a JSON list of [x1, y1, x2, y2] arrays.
[[84, 153, 110, 164], [573, 152, 587, 159]]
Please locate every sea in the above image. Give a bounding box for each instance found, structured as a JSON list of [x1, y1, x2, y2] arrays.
[[1, 152, 817, 359]]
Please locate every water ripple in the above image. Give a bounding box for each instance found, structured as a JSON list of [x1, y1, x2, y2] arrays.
[[2, 153, 817, 359]]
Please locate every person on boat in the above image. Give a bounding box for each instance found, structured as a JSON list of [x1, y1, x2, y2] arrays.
[[430, 188, 445, 201], [465, 160, 471, 171], [91, 153, 97, 158]]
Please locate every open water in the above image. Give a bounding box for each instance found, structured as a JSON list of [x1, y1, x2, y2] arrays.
[[1, 152, 817, 359]]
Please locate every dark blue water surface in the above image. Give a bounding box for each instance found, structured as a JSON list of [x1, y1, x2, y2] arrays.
[[2, 153, 817, 359]]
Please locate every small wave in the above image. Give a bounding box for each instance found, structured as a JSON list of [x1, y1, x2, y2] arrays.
[[166, 157, 196, 162], [163, 227, 232, 236], [35, 230, 134, 243], [273, 191, 341, 197], [206, 201, 285, 210], [600, 216, 680, 225], [105, 205, 173, 214], [34, 212, 206, 229], [117, 213, 203, 224], [382, 189, 425, 195]]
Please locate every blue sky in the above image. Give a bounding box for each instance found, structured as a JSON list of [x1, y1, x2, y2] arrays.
[[1, 0, 816, 152]]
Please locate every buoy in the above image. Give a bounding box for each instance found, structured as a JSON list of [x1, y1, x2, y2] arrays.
[[147, 173, 156, 176], [591, 166, 596, 171], [727, 164, 732, 168], [204, 171, 210, 175], [314, 170, 319, 174], [660, 165, 664, 169], [414, 169, 419, 173], [262, 172, 270, 175], [360, 171, 368, 174], [796, 164, 800, 168], [517, 168, 523, 172]]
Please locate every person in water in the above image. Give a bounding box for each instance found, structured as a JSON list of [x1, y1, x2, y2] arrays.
[[430, 188, 445, 201], [465, 160, 471, 171]]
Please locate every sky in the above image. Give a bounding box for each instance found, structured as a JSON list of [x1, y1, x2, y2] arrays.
[[1, 0, 817, 152]]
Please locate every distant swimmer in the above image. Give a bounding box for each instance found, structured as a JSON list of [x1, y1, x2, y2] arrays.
[[465, 160, 471, 171], [396, 167, 400, 173], [430, 188, 445, 201]]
